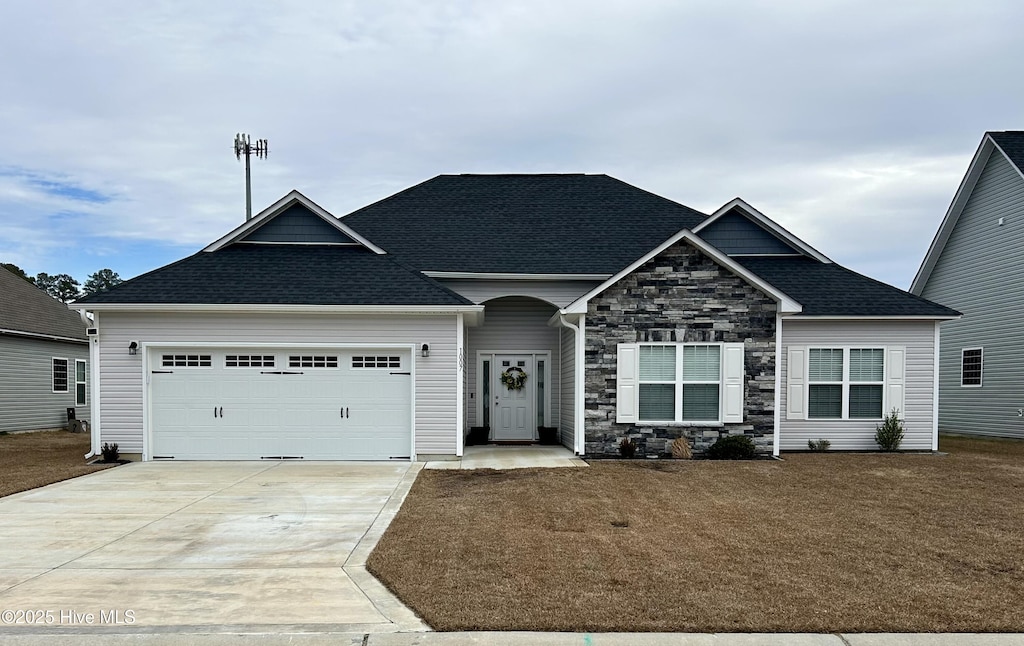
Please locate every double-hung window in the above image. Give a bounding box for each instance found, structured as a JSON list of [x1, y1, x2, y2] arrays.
[[799, 347, 894, 420], [618, 342, 744, 424], [75, 359, 87, 406]]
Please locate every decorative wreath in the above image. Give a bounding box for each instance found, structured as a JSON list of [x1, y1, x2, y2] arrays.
[[500, 366, 528, 391]]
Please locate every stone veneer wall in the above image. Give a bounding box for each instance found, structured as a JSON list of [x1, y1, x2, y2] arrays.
[[585, 240, 777, 457]]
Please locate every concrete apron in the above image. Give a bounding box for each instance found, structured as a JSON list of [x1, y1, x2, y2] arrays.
[[0, 461, 428, 635]]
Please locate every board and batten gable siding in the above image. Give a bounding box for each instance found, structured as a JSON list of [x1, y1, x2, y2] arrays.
[[696, 210, 801, 255], [919, 150, 1024, 439], [243, 204, 356, 244], [465, 296, 561, 429], [94, 311, 458, 456], [439, 279, 598, 308], [559, 325, 575, 449], [0, 335, 89, 432], [780, 319, 936, 450]]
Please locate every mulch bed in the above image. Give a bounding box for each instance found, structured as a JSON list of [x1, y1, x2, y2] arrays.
[[368, 435, 1024, 632], [0, 430, 116, 498]]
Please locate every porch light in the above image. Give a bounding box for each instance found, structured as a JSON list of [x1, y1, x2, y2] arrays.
[[128, 341, 139, 356], [421, 343, 430, 358]]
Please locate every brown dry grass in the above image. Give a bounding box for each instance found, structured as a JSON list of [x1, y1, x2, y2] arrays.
[[369, 435, 1024, 632], [0, 430, 114, 498]]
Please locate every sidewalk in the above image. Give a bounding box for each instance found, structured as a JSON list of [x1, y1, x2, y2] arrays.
[[2, 632, 1023, 645]]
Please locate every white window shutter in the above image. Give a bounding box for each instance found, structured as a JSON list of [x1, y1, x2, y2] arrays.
[[787, 347, 805, 420], [616, 344, 639, 423], [886, 346, 906, 419], [722, 343, 745, 423]]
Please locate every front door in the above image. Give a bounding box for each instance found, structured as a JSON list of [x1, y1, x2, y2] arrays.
[[492, 355, 534, 441]]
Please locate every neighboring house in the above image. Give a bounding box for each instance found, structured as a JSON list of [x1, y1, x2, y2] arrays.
[[75, 175, 957, 461], [0, 266, 90, 432], [911, 131, 1024, 439]]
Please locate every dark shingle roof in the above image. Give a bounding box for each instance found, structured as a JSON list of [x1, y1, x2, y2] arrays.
[[0, 267, 87, 340], [76, 245, 472, 306], [736, 257, 960, 317], [988, 131, 1024, 172], [341, 174, 707, 274]]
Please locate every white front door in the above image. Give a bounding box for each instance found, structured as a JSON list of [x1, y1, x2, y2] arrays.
[[492, 355, 534, 441]]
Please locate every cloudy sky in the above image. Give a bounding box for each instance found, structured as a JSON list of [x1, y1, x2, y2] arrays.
[[1, 1, 1021, 291]]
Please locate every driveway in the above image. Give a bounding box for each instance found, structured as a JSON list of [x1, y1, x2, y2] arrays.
[[0, 461, 427, 634]]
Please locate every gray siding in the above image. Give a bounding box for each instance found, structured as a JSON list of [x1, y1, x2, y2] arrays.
[[465, 297, 560, 431], [698, 210, 801, 255], [243, 204, 356, 244], [780, 319, 936, 450], [559, 325, 575, 449], [0, 335, 89, 432], [920, 150, 1024, 438], [94, 311, 458, 456], [439, 279, 598, 307]]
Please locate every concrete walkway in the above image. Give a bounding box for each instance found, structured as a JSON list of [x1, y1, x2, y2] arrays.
[[0, 461, 427, 634], [425, 445, 587, 470]]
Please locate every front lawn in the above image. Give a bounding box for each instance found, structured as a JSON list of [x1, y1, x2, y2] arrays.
[[368, 435, 1024, 632], [0, 430, 114, 498]]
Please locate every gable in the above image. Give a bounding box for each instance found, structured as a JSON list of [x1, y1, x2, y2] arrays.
[[919, 148, 1024, 305], [203, 190, 386, 254], [564, 230, 802, 315], [240, 204, 357, 245], [696, 208, 803, 255], [912, 132, 1024, 295]]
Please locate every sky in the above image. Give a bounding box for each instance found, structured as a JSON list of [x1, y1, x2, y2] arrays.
[[1, 1, 1022, 291]]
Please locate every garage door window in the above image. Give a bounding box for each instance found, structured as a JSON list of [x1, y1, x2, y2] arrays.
[[162, 354, 212, 368], [225, 355, 275, 368], [352, 355, 401, 368], [289, 355, 338, 368]]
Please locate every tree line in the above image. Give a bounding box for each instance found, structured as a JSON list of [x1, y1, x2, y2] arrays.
[[2, 263, 123, 303]]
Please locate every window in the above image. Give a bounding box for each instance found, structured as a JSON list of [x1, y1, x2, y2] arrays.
[[351, 355, 400, 369], [961, 348, 983, 387], [75, 360, 87, 406], [162, 354, 212, 368], [617, 343, 744, 424], [536, 359, 546, 426], [808, 348, 884, 419], [52, 358, 69, 393], [289, 355, 338, 368], [225, 355, 275, 368]]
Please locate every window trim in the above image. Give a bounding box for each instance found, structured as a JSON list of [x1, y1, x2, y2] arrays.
[[637, 342, 724, 424], [806, 346, 885, 421], [52, 357, 69, 394], [960, 347, 983, 388], [75, 359, 87, 406]]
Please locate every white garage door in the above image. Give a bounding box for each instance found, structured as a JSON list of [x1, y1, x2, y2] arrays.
[[149, 348, 412, 460]]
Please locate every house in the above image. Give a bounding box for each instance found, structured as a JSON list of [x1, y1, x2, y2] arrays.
[[74, 174, 957, 461], [911, 131, 1024, 439], [0, 266, 90, 432]]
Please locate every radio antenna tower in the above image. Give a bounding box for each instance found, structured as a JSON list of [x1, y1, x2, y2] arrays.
[[234, 133, 268, 221]]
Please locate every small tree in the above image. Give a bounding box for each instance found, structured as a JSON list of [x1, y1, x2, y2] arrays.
[[82, 268, 123, 295], [875, 408, 904, 452]]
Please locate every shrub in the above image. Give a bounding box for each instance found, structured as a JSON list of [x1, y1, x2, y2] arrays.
[[618, 437, 637, 458], [706, 435, 756, 460], [807, 439, 831, 452], [671, 438, 693, 459], [101, 442, 120, 463], [875, 408, 904, 452]]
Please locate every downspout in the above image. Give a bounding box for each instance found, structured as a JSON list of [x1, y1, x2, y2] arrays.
[[773, 312, 782, 458], [932, 320, 940, 451], [557, 312, 585, 456], [85, 311, 100, 460], [456, 313, 465, 457]]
